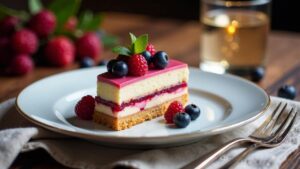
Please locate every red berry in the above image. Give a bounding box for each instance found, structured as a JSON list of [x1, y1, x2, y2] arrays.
[[45, 36, 75, 67], [29, 10, 56, 37], [76, 32, 102, 60], [75, 95, 95, 120], [63, 16, 77, 32], [0, 16, 18, 35], [8, 54, 34, 75], [164, 101, 184, 124], [128, 54, 148, 76], [12, 29, 38, 55], [146, 44, 156, 56]]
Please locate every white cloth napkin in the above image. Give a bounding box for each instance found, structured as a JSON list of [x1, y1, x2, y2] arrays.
[[0, 97, 299, 169]]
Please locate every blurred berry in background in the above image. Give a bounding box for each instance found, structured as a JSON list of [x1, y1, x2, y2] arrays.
[[0, 0, 118, 76]]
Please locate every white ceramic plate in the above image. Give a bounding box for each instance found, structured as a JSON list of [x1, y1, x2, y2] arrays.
[[16, 67, 270, 148]]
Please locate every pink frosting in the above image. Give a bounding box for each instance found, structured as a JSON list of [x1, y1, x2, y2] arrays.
[[97, 59, 188, 88]]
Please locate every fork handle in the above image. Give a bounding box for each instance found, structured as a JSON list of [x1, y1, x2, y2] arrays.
[[184, 138, 253, 169], [219, 143, 260, 169]]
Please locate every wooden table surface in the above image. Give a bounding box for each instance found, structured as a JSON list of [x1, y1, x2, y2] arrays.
[[1, 13, 299, 169]]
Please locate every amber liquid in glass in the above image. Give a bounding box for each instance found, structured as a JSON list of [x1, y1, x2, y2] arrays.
[[200, 10, 269, 73]]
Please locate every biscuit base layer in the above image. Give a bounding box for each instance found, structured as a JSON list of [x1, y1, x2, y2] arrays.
[[93, 94, 188, 131]]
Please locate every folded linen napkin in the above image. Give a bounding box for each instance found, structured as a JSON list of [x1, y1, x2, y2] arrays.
[[0, 96, 299, 169]]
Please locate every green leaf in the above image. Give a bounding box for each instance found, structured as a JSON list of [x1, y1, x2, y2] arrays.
[[28, 0, 43, 14], [87, 13, 103, 31], [112, 46, 131, 56], [101, 34, 119, 48], [77, 11, 93, 30], [77, 11, 103, 31], [129, 33, 136, 43], [133, 34, 148, 54], [0, 4, 29, 20], [48, 0, 81, 32]]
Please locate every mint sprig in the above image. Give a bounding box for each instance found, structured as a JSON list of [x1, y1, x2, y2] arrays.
[[112, 46, 131, 56], [129, 32, 137, 43], [112, 33, 148, 56]]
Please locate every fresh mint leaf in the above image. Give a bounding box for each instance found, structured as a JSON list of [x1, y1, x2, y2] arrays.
[[129, 33, 137, 43], [112, 46, 131, 56], [133, 34, 148, 54], [48, 0, 81, 32], [29, 0, 43, 14]]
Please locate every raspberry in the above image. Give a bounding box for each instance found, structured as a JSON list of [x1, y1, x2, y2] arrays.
[[8, 54, 34, 75], [75, 95, 95, 120], [0, 16, 18, 35], [146, 44, 156, 56], [29, 10, 56, 37], [63, 16, 77, 32], [12, 29, 38, 55], [45, 36, 75, 67], [128, 54, 148, 76], [76, 32, 102, 60], [164, 101, 184, 124]]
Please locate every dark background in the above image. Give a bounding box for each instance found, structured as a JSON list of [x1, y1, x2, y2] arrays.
[[1, 0, 300, 32]]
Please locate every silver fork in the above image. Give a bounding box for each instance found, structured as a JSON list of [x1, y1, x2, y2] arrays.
[[219, 105, 297, 169], [183, 102, 295, 169]]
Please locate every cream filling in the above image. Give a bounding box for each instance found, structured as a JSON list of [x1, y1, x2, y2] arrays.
[[97, 67, 189, 104], [95, 88, 188, 118]]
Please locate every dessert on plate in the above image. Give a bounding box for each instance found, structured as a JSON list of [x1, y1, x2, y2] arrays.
[[93, 33, 189, 130]]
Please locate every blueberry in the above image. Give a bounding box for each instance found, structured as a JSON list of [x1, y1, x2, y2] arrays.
[[185, 104, 201, 120], [141, 51, 152, 64], [277, 85, 297, 100], [80, 57, 94, 68], [111, 61, 128, 77], [250, 67, 265, 82], [153, 51, 168, 69], [98, 60, 108, 66], [107, 59, 117, 73], [173, 112, 191, 128]]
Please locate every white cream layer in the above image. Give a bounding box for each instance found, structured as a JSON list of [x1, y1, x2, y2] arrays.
[[95, 88, 187, 118], [97, 67, 189, 104]]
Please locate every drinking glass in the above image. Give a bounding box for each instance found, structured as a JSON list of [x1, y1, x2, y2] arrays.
[[200, 0, 271, 74]]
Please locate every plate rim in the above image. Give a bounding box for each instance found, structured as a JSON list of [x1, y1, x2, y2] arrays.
[[15, 67, 271, 141]]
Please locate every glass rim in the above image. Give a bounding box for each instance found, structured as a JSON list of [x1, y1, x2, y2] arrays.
[[201, 0, 271, 7]]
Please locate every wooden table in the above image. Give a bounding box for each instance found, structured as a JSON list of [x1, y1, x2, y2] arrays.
[[1, 13, 299, 169]]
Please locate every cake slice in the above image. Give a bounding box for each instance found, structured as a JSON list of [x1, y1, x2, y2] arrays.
[[94, 59, 189, 130]]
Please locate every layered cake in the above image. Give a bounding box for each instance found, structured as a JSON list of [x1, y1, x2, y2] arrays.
[[94, 60, 189, 130], [80, 33, 190, 130]]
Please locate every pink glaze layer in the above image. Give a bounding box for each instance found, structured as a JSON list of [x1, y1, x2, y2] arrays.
[[97, 59, 188, 88], [95, 82, 187, 112]]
